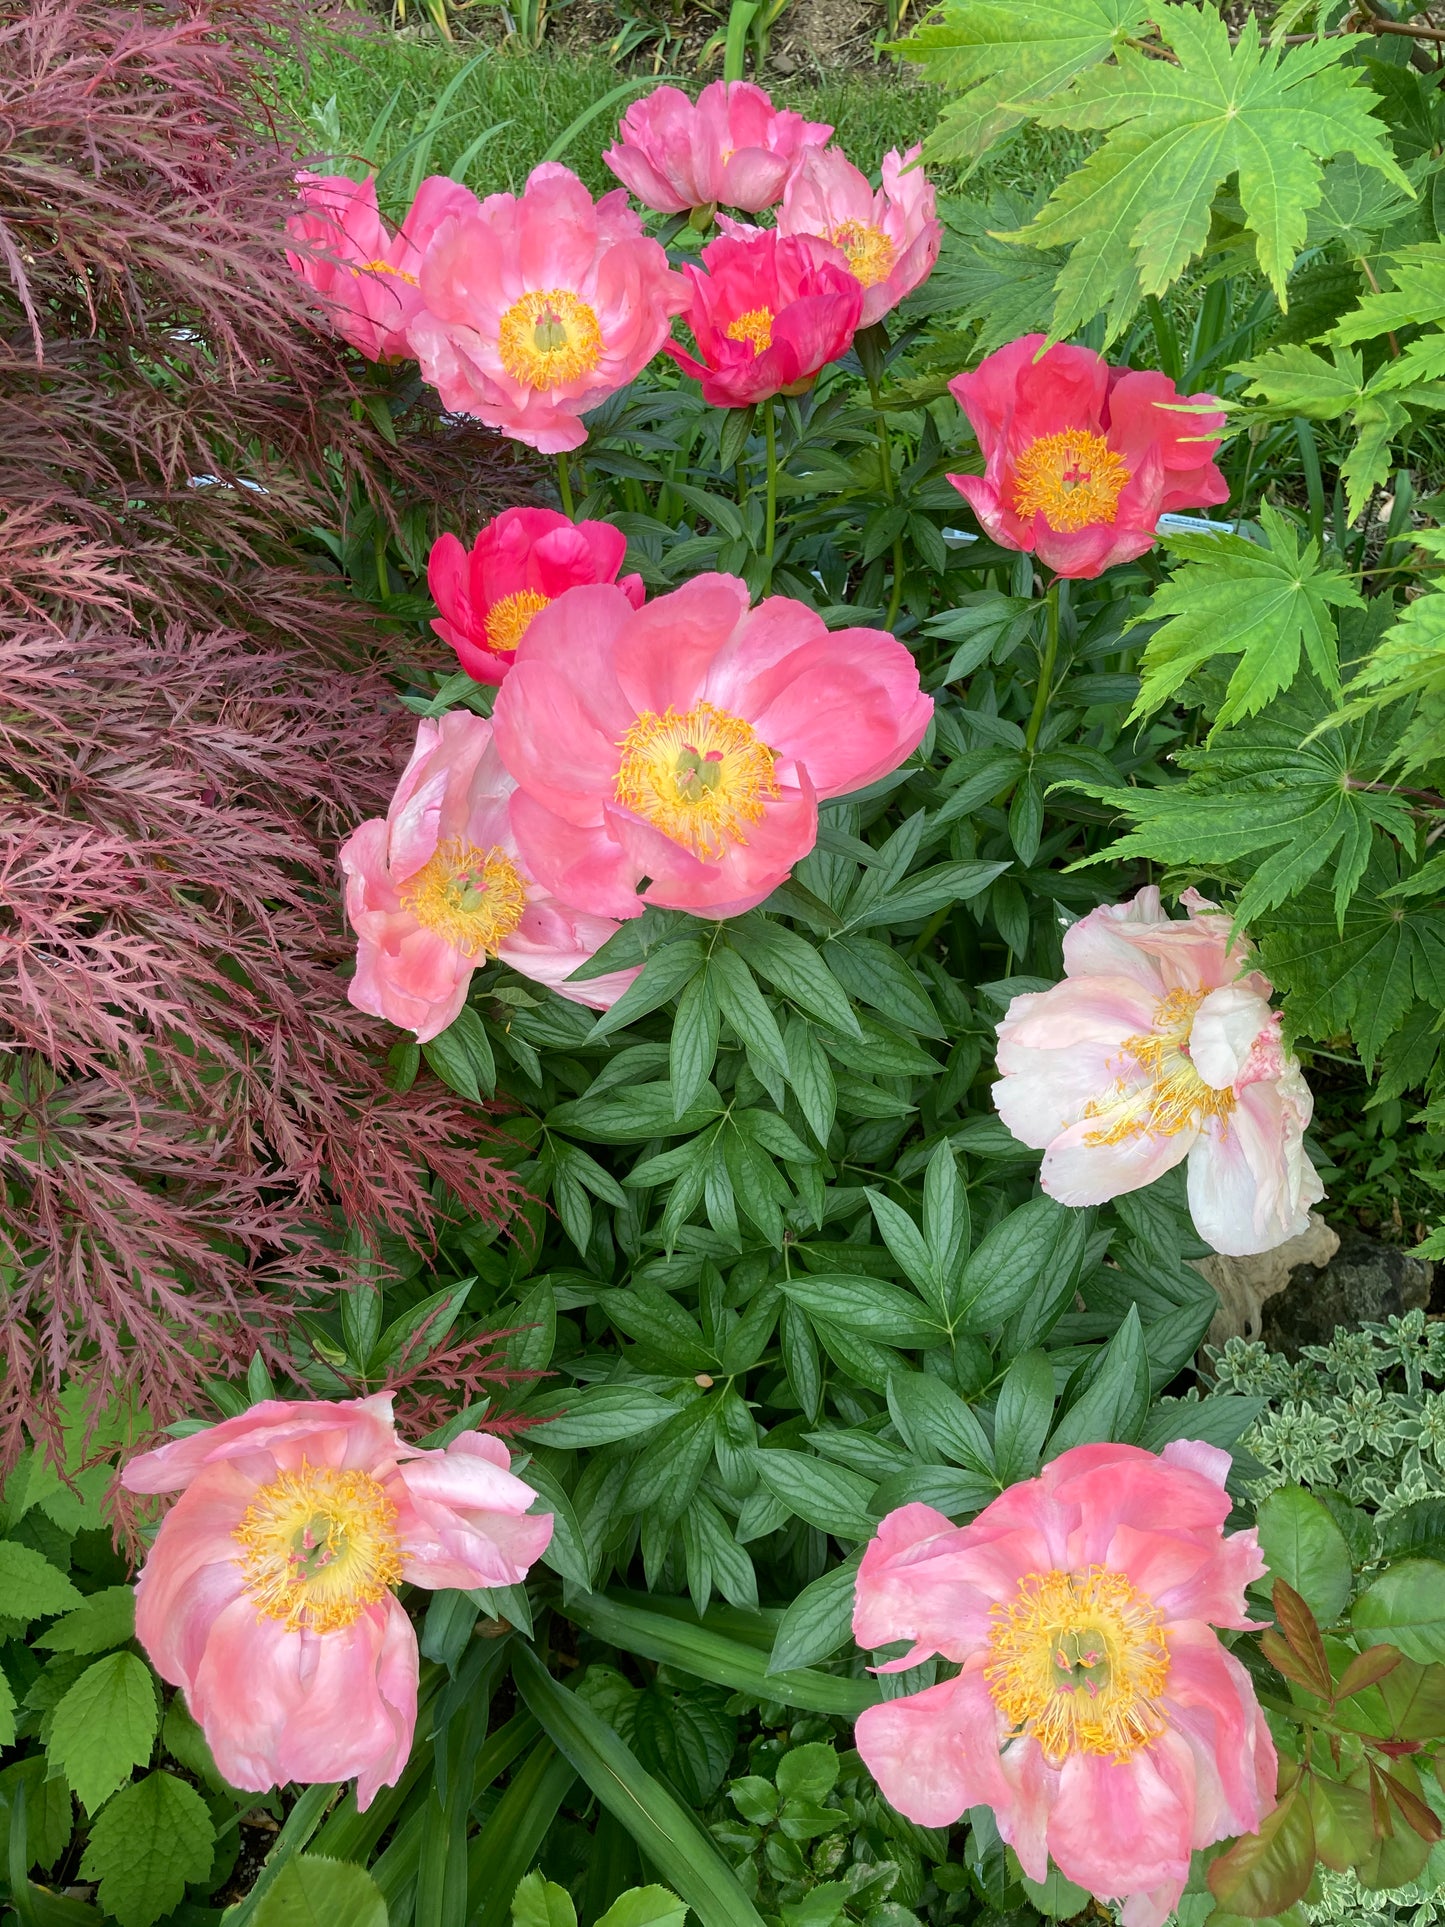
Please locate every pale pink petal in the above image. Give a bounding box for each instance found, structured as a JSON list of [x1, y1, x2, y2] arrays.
[[1188, 984, 1278, 1090], [122, 1395, 399, 1494], [390, 1431, 554, 1591], [1039, 1112, 1193, 1206], [855, 1666, 1012, 1827], [1186, 1073, 1322, 1257], [1047, 1747, 1193, 1902]]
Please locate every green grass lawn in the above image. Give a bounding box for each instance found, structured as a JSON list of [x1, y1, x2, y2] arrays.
[[272, 29, 1083, 211]]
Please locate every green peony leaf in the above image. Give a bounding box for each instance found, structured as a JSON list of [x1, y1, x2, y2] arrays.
[[48, 1651, 158, 1813], [1129, 506, 1363, 729], [79, 1770, 213, 1927], [1007, 7, 1411, 338]]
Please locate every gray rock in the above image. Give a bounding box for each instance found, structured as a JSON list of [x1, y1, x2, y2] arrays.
[[1259, 1234, 1434, 1358]]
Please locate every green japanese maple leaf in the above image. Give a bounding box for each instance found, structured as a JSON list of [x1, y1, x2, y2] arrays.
[[1004, 5, 1411, 339], [899, 0, 1150, 166], [1259, 852, 1445, 1067], [1330, 580, 1445, 777], [1069, 687, 1414, 928], [1130, 504, 1363, 730], [1236, 344, 1414, 522]]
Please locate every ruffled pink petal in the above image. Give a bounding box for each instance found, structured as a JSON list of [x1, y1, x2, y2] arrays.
[[854, 1504, 1041, 1666], [1105, 1522, 1263, 1628], [611, 573, 751, 716], [390, 1432, 554, 1591], [603, 772, 816, 917], [1186, 1071, 1323, 1256], [508, 789, 644, 921], [1047, 1745, 1192, 1903], [122, 1394, 399, 1494], [854, 1665, 1012, 1828], [188, 1594, 415, 1808], [132, 1462, 255, 1690], [1039, 1110, 1194, 1207], [1160, 1623, 1278, 1846]]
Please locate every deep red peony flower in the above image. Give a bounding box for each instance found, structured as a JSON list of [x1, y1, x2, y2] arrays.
[[947, 336, 1228, 579], [663, 230, 862, 409], [428, 507, 644, 685]]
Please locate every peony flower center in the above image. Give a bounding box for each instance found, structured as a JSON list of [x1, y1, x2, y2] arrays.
[[830, 220, 896, 289], [726, 306, 775, 355], [1083, 986, 1236, 1145], [484, 589, 550, 655], [357, 259, 420, 286], [233, 1463, 404, 1633], [1011, 429, 1131, 533], [498, 289, 604, 389], [614, 700, 780, 859], [985, 1566, 1170, 1765], [398, 838, 528, 956]]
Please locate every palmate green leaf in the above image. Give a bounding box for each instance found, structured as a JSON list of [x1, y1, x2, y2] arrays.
[[1237, 345, 1418, 521], [929, 195, 1065, 353], [899, 0, 1150, 164], [1259, 853, 1445, 1066], [1009, 7, 1411, 338], [1331, 239, 1445, 345], [1306, 152, 1418, 254], [1074, 689, 1414, 927], [1329, 583, 1445, 775], [1129, 505, 1363, 729]]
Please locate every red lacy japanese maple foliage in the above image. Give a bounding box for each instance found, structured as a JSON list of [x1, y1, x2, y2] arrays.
[[0, 0, 534, 1468]]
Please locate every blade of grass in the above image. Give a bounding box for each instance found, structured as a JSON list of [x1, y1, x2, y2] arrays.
[[542, 76, 678, 167]]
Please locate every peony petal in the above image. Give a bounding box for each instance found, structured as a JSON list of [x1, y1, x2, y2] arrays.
[[854, 1665, 1012, 1828]]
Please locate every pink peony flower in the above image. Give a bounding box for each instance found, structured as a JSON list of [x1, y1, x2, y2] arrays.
[[285, 171, 478, 362], [853, 1441, 1276, 1927], [664, 230, 863, 409], [603, 80, 832, 217], [121, 1394, 553, 1809], [947, 335, 1228, 578], [407, 163, 689, 453], [340, 710, 640, 1042], [490, 573, 932, 920], [993, 887, 1323, 1256], [775, 144, 941, 328], [429, 506, 645, 686]]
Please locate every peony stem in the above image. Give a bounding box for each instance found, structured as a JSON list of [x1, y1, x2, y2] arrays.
[[763, 395, 778, 584], [1025, 576, 1061, 753], [866, 367, 906, 630], [556, 451, 575, 520]]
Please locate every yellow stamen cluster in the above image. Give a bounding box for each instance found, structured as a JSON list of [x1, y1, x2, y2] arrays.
[[498, 288, 604, 390], [399, 839, 528, 956], [614, 701, 779, 860], [485, 589, 550, 655], [1011, 428, 1131, 533], [233, 1463, 404, 1633], [726, 306, 775, 356], [357, 259, 419, 286], [985, 1566, 1170, 1764], [830, 220, 896, 289], [1083, 986, 1236, 1146]]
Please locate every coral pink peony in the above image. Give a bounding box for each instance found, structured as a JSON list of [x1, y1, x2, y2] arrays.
[[774, 144, 941, 328], [340, 710, 639, 1041], [121, 1395, 552, 1809], [491, 573, 932, 919], [603, 80, 831, 217], [664, 230, 863, 409], [407, 163, 689, 453], [993, 887, 1323, 1256], [285, 171, 477, 362], [429, 507, 645, 686], [853, 1441, 1276, 1927], [947, 335, 1228, 578]]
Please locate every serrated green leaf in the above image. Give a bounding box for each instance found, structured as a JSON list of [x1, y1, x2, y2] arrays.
[[254, 1855, 389, 1927], [1331, 238, 1445, 346], [595, 1887, 687, 1927], [901, 0, 1150, 163], [1257, 1486, 1353, 1624], [1328, 581, 1445, 774], [0, 1539, 83, 1624], [1076, 687, 1413, 927], [79, 1771, 212, 1927], [513, 1870, 578, 1927], [49, 1652, 158, 1813], [1010, 9, 1411, 337], [1130, 505, 1362, 728], [34, 1585, 134, 1655]]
